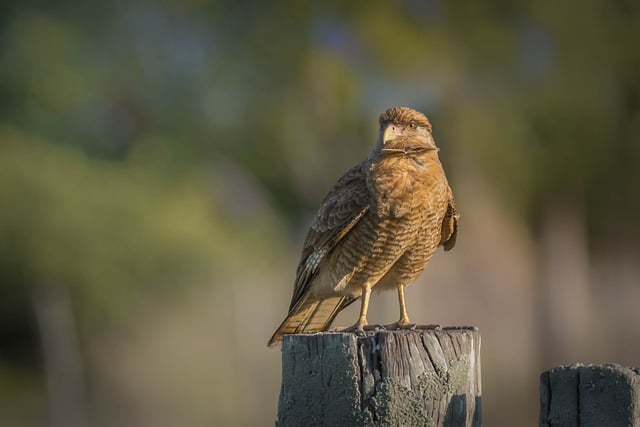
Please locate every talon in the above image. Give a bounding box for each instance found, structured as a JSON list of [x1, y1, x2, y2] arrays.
[[384, 320, 416, 330], [340, 322, 386, 335]]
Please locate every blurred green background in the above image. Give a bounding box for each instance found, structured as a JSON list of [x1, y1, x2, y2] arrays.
[[1, 1, 639, 426]]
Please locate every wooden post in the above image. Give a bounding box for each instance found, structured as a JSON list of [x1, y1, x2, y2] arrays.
[[539, 363, 640, 426], [276, 327, 481, 427]]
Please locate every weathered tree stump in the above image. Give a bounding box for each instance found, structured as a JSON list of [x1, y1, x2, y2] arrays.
[[276, 327, 481, 427], [539, 363, 640, 426]]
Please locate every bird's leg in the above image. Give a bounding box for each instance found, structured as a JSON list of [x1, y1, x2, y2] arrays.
[[341, 283, 372, 333], [385, 284, 416, 330], [397, 284, 412, 326]]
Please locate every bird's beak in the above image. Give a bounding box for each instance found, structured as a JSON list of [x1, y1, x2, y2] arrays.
[[383, 124, 401, 144]]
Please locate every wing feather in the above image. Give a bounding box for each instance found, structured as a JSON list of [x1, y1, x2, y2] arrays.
[[288, 162, 370, 310], [439, 187, 459, 251]]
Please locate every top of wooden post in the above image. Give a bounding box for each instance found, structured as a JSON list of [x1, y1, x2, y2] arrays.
[[540, 363, 640, 426], [277, 327, 481, 427]]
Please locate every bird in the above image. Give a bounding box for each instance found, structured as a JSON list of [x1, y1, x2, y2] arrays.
[[268, 107, 458, 347]]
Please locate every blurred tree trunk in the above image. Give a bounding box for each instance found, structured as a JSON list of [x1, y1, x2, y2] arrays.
[[536, 201, 593, 369], [33, 287, 88, 427]]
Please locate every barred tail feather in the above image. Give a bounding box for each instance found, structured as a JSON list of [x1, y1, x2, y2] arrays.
[[267, 295, 356, 347]]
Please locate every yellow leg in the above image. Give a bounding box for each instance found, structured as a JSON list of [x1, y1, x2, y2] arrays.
[[384, 284, 415, 330], [358, 283, 372, 325], [342, 283, 372, 332], [397, 284, 411, 326]]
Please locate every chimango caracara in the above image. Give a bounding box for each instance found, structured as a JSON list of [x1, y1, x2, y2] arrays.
[[268, 107, 458, 347]]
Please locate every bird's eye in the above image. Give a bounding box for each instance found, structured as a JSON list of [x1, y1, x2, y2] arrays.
[[408, 121, 417, 130]]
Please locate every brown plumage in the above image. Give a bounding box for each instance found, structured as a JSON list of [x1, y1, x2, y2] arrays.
[[268, 107, 458, 347]]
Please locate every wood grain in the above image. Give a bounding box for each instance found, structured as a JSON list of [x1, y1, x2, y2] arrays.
[[539, 363, 640, 426], [276, 328, 481, 427]]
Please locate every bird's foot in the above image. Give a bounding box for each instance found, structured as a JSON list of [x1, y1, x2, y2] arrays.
[[338, 319, 372, 336], [384, 319, 417, 330], [332, 323, 385, 333]]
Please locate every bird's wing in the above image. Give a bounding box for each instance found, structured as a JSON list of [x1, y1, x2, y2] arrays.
[[440, 187, 459, 251], [289, 162, 370, 311]]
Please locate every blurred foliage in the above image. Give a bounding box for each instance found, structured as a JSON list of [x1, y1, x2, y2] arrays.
[[2, 1, 637, 237], [1, 128, 214, 316], [0, 0, 639, 426]]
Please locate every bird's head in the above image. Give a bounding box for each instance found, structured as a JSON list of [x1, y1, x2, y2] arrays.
[[376, 107, 438, 156]]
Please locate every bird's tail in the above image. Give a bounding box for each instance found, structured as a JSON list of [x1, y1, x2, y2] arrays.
[[267, 294, 356, 348]]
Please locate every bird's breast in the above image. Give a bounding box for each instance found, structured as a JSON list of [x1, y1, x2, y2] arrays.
[[367, 156, 446, 219]]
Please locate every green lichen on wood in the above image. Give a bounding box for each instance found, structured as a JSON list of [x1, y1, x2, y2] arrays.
[[445, 356, 472, 393], [419, 355, 471, 396], [372, 378, 435, 427], [368, 355, 470, 426]]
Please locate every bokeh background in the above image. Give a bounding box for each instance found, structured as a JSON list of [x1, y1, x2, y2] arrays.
[[1, 1, 639, 426]]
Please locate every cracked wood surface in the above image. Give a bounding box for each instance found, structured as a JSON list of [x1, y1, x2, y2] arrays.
[[276, 328, 481, 427], [539, 363, 640, 427]]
